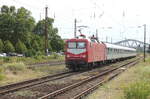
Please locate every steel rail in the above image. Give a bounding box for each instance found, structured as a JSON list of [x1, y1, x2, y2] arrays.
[[27, 61, 65, 68], [72, 60, 139, 99], [0, 71, 73, 95], [39, 58, 140, 99]]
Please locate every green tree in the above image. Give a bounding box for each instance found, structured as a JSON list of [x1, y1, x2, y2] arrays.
[[33, 20, 45, 35], [1, 5, 9, 13], [0, 5, 64, 55], [0, 39, 4, 53], [4, 40, 15, 53], [48, 41, 52, 52], [50, 35, 65, 52], [0, 5, 35, 45], [34, 17, 64, 52], [25, 49, 36, 57], [33, 18, 54, 36], [0, 5, 16, 42], [15, 40, 27, 54], [31, 40, 40, 51], [30, 35, 44, 51], [14, 7, 35, 44]]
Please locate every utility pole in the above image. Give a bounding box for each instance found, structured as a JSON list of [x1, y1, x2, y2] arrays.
[[40, 13, 41, 20], [106, 36, 108, 43], [96, 29, 100, 42], [111, 37, 112, 43], [74, 18, 77, 38], [143, 24, 146, 62], [45, 6, 48, 56], [96, 29, 98, 39]]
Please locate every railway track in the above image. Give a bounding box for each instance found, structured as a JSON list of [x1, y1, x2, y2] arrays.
[[72, 59, 139, 99], [0, 71, 75, 96], [28, 61, 65, 68], [0, 59, 124, 96], [39, 57, 140, 99], [0, 57, 140, 99]]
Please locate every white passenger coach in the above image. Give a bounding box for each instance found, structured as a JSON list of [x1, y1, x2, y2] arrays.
[[105, 43, 137, 60]]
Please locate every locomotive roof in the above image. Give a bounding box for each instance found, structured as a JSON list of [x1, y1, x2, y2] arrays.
[[67, 38, 88, 41], [104, 43, 136, 51], [67, 38, 135, 51], [67, 37, 99, 43]]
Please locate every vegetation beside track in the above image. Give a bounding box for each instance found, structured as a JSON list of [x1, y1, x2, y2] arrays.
[[85, 57, 150, 99], [0, 54, 64, 65], [0, 61, 67, 86]]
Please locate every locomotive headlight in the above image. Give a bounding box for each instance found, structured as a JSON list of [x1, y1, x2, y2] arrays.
[[82, 55, 86, 58], [67, 55, 70, 58]]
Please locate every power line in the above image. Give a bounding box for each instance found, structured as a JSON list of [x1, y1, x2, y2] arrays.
[[12, 0, 43, 10]]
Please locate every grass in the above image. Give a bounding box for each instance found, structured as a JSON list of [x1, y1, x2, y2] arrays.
[[85, 57, 150, 99], [123, 59, 150, 99], [124, 82, 150, 99], [2, 62, 26, 73], [0, 53, 66, 86], [0, 62, 67, 85], [0, 54, 65, 65], [33, 65, 67, 74], [0, 74, 5, 81]]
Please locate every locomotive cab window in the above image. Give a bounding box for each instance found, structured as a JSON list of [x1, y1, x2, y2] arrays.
[[68, 42, 86, 49], [68, 42, 76, 48], [77, 42, 86, 48]]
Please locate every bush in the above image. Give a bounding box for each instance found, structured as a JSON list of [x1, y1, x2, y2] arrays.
[[0, 67, 5, 80], [15, 40, 27, 54], [36, 51, 43, 56], [2, 57, 18, 63], [3, 57, 11, 62], [52, 52, 59, 59], [0, 67, 4, 73], [32, 40, 40, 51], [124, 81, 150, 99], [4, 40, 15, 53], [123, 65, 150, 99], [0, 74, 5, 81], [33, 56, 41, 60], [25, 49, 36, 57], [3, 62, 27, 74], [0, 39, 4, 53]]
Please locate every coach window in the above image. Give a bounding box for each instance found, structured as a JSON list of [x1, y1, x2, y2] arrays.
[[109, 48, 110, 53], [107, 48, 109, 53], [110, 48, 112, 53]]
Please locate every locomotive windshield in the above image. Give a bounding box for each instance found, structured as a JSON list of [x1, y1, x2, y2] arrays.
[[68, 42, 86, 49], [68, 42, 76, 48], [77, 42, 85, 48]]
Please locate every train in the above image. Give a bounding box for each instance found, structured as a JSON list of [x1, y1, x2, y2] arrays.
[[65, 35, 137, 71]]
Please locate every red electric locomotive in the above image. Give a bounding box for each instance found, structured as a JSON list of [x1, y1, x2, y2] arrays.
[[65, 35, 106, 71], [65, 34, 137, 71]]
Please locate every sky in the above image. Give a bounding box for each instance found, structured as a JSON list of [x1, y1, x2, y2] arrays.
[[0, 0, 150, 43]]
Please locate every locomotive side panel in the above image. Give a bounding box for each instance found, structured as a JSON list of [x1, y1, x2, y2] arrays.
[[87, 42, 106, 63]]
